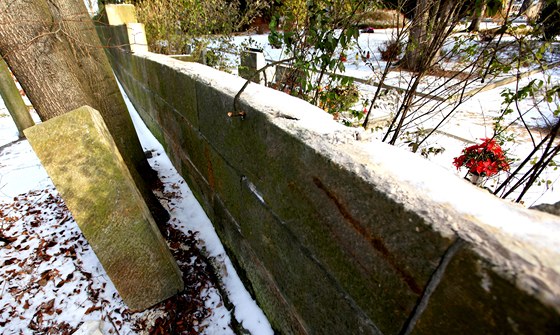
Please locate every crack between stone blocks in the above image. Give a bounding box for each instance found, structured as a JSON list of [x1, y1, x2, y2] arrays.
[[399, 237, 466, 335], [238, 175, 383, 334]]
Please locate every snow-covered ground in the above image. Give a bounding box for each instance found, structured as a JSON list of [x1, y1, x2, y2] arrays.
[[0, 86, 273, 334], [223, 28, 560, 206]]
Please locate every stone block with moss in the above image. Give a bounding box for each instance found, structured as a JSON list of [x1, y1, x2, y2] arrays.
[[24, 106, 184, 310]]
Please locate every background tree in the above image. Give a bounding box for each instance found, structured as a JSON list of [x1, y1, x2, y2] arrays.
[[402, 0, 466, 72], [537, 0, 560, 40], [467, 0, 489, 32], [518, 0, 545, 21], [378, 0, 560, 202], [0, 0, 168, 221]]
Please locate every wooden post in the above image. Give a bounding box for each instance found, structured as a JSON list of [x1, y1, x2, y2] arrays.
[[0, 57, 34, 137]]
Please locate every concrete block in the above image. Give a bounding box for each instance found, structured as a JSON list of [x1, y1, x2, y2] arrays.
[[95, 25, 130, 53], [140, 54, 198, 127], [24, 106, 183, 310], [125, 23, 148, 53], [275, 64, 303, 86], [96, 23, 147, 54], [96, 6, 147, 54], [97, 25, 560, 333], [116, 70, 168, 150], [412, 247, 560, 334], [201, 109, 445, 332], [189, 69, 445, 332], [175, 148, 216, 223], [213, 193, 383, 334]]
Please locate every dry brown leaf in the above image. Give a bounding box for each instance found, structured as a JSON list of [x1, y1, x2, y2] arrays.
[[84, 306, 102, 315]]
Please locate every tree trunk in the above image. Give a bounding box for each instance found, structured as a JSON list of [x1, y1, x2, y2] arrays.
[[402, 0, 463, 72], [538, 0, 560, 40], [402, 0, 432, 72], [0, 0, 168, 222], [518, 0, 532, 14], [468, 1, 487, 32], [524, 0, 544, 22]]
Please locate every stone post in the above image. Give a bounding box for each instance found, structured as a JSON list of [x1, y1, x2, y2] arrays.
[[104, 4, 148, 53], [239, 49, 275, 85], [0, 57, 34, 137]]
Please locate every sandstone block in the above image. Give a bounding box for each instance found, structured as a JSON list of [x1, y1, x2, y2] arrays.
[[239, 50, 275, 85], [104, 4, 138, 25], [24, 106, 183, 310]]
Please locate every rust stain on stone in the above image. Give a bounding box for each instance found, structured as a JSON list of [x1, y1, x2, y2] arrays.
[[204, 146, 215, 191], [312, 176, 422, 295]]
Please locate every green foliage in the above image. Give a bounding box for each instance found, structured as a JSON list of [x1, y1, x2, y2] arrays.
[[268, 0, 374, 119], [129, 0, 559, 204], [402, 128, 445, 158], [449, 35, 479, 60], [130, 0, 271, 54], [491, 67, 560, 203], [318, 82, 360, 115]]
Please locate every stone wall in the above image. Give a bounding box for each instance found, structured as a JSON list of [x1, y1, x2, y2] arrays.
[[97, 8, 560, 334]]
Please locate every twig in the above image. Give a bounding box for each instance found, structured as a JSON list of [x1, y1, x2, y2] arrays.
[[0, 278, 6, 297], [480, 0, 516, 83], [231, 56, 296, 118], [400, 238, 465, 335], [103, 306, 121, 335]]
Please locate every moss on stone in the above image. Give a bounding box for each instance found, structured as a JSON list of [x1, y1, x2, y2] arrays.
[[24, 106, 183, 310]]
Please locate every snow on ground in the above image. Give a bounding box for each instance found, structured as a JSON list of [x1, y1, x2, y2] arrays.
[[1, 188, 135, 334], [223, 28, 560, 206], [122, 83, 273, 335], [0, 99, 47, 202], [0, 85, 273, 334]]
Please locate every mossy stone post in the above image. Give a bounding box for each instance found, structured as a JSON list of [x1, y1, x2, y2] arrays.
[[0, 57, 34, 136], [24, 106, 184, 310], [239, 50, 274, 85]]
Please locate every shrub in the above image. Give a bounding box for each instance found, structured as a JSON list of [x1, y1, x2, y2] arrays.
[[358, 9, 407, 29], [131, 0, 271, 54]]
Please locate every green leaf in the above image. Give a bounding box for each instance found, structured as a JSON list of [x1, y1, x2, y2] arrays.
[[269, 16, 277, 31]]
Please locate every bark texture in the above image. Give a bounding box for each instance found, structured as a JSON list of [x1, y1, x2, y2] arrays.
[[0, 0, 168, 222], [468, 1, 487, 32], [403, 0, 431, 72], [402, 0, 464, 72]]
